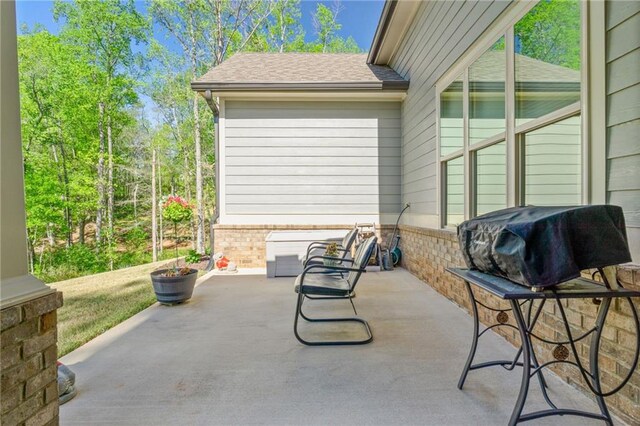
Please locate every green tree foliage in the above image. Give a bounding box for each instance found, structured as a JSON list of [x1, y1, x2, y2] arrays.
[[267, 0, 305, 52], [55, 0, 149, 253], [19, 28, 99, 262], [310, 2, 361, 53], [19, 0, 365, 282], [514, 0, 581, 70]]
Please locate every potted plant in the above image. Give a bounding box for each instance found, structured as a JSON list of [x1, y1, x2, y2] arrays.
[[323, 242, 340, 267], [150, 195, 198, 305]]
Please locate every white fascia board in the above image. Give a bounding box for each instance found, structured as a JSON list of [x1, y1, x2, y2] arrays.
[[212, 91, 406, 101]]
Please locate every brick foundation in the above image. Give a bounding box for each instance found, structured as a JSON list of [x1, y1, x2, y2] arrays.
[[213, 224, 394, 268], [1, 292, 63, 426], [398, 224, 640, 425]]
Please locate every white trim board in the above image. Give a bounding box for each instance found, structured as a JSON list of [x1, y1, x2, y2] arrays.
[[214, 92, 407, 101], [218, 99, 227, 223]]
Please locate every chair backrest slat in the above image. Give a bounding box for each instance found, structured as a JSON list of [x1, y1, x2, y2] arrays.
[[347, 236, 377, 289], [341, 226, 359, 252]]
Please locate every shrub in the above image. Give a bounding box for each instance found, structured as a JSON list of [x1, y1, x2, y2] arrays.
[[35, 244, 109, 282], [123, 226, 148, 251], [185, 249, 201, 264]]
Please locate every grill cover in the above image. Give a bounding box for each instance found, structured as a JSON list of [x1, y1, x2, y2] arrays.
[[457, 206, 631, 288]]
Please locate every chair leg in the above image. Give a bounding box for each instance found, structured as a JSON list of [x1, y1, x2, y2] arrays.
[[294, 293, 373, 346], [348, 294, 358, 315]]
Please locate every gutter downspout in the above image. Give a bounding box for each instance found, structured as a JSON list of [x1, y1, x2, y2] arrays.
[[201, 90, 220, 271]]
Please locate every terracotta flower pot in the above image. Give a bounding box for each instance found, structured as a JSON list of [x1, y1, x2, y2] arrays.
[[150, 269, 198, 305]]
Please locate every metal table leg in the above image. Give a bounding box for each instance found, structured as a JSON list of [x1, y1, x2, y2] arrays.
[[458, 281, 479, 389], [509, 299, 532, 426], [449, 268, 640, 425], [590, 297, 614, 426], [458, 284, 546, 394], [515, 297, 616, 424]]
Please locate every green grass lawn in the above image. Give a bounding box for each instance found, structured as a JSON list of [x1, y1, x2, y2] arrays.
[[52, 260, 199, 357]]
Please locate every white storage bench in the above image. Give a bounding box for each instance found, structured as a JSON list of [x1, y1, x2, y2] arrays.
[[265, 230, 348, 278]]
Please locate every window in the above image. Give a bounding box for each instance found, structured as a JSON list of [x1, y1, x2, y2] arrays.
[[440, 74, 463, 156], [445, 156, 464, 226], [522, 116, 582, 206], [476, 141, 507, 215], [438, 0, 582, 227]]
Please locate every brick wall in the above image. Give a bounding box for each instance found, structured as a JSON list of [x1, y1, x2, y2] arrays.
[[213, 224, 394, 268], [398, 224, 640, 424], [1, 292, 63, 426]]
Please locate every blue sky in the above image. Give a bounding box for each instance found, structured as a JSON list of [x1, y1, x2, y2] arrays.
[[16, 0, 384, 52]]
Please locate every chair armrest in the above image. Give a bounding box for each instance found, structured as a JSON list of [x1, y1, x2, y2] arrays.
[[305, 241, 331, 257], [303, 255, 354, 268], [305, 241, 349, 259], [302, 255, 353, 267], [300, 264, 363, 287], [306, 241, 330, 250]]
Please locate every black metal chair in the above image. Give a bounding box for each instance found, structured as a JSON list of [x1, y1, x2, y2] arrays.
[[293, 235, 377, 346], [302, 225, 359, 268]]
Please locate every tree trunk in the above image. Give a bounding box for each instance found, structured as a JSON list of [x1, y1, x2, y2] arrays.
[[78, 218, 86, 245], [107, 113, 114, 270], [46, 223, 55, 247], [107, 113, 114, 236], [133, 183, 138, 223], [51, 142, 72, 247], [174, 222, 179, 268], [192, 12, 207, 254], [158, 155, 163, 254], [27, 235, 36, 274], [38, 241, 45, 272], [57, 125, 73, 247], [96, 102, 106, 245], [174, 105, 195, 250], [151, 149, 158, 262], [279, 8, 286, 53], [193, 93, 204, 253], [215, 0, 224, 64], [182, 148, 196, 250]]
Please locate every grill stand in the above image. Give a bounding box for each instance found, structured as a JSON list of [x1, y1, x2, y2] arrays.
[[449, 268, 640, 426]]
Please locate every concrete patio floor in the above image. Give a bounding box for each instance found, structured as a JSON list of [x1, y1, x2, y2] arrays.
[[60, 268, 619, 425]]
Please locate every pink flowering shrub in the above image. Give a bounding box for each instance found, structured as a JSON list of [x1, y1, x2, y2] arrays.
[[162, 196, 193, 224]]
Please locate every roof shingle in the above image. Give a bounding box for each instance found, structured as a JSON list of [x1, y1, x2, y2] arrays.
[[192, 53, 409, 92]]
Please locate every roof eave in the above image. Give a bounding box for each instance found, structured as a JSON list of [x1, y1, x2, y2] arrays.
[[367, 0, 397, 65], [190, 81, 409, 92], [367, 0, 421, 65]]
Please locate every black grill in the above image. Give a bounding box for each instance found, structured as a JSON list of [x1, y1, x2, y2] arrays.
[[457, 205, 631, 288]]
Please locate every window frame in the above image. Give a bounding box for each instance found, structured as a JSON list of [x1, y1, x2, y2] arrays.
[[436, 0, 594, 229]]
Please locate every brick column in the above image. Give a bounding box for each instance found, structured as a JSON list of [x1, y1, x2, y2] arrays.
[[1, 293, 63, 425]]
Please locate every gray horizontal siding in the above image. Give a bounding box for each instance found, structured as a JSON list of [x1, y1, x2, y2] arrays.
[[606, 1, 640, 242], [389, 0, 512, 216], [224, 100, 402, 218]]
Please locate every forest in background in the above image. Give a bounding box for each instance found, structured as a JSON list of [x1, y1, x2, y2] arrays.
[[19, 0, 362, 283]]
